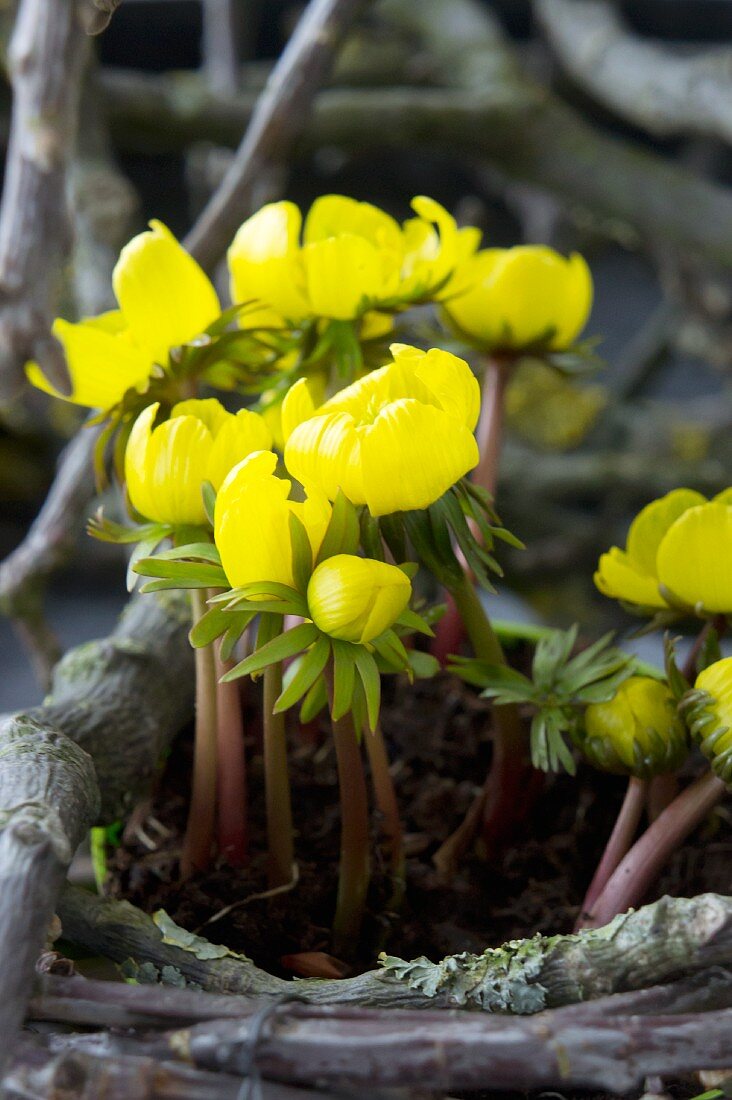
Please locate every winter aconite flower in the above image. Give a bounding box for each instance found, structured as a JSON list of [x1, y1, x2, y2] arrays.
[[580, 676, 688, 777], [307, 555, 411, 644], [688, 657, 732, 781], [282, 343, 480, 516], [228, 195, 479, 324], [214, 451, 331, 591], [443, 245, 592, 352], [125, 399, 271, 526], [28, 222, 221, 409], [594, 488, 732, 614]]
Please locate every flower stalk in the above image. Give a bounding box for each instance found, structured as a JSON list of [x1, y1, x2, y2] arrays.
[[180, 589, 219, 879], [576, 774, 648, 927], [365, 723, 404, 897], [578, 770, 726, 929], [262, 653, 295, 890], [214, 644, 249, 867], [326, 661, 371, 955]]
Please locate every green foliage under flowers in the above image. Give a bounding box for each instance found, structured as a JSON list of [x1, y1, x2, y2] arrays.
[[450, 625, 637, 774]]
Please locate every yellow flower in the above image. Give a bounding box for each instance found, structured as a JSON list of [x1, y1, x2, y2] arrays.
[[692, 658, 732, 778], [214, 450, 331, 591], [28, 221, 220, 409], [283, 343, 480, 516], [258, 375, 328, 452], [443, 245, 592, 352], [581, 676, 687, 776], [228, 195, 479, 324], [125, 398, 271, 526], [307, 554, 411, 643], [595, 489, 732, 614]]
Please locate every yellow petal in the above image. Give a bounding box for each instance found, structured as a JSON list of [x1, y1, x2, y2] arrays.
[[215, 476, 296, 590], [626, 488, 707, 576], [399, 195, 465, 299], [285, 412, 365, 504], [227, 201, 309, 322], [391, 343, 480, 431], [302, 235, 392, 320], [113, 220, 220, 364], [714, 488, 732, 505], [594, 547, 668, 609], [307, 554, 411, 643], [215, 449, 283, 518], [171, 397, 230, 436], [125, 403, 213, 525], [360, 398, 479, 516], [281, 377, 319, 442], [28, 317, 151, 409], [657, 502, 732, 613], [303, 195, 402, 252], [206, 409, 273, 490], [552, 253, 593, 348]]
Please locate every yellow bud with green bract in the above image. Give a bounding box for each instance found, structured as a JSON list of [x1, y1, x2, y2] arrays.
[[282, 343, 480, 516], [307, 554, 411, 644], [28, 221, 220, 410], [443, 245, 592, 352], [689, 658, 732, 781], [227, 194, 480, 324], [124, 398, 271, 526], [594, 488, 732, 615], [214, 450, 331, 592], [580, 676, 688, 777]]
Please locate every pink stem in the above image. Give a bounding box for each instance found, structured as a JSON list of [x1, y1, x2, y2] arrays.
[[575, 775, 647, 928], [578, 771, 726, 930], [214, 646, 249, 868]]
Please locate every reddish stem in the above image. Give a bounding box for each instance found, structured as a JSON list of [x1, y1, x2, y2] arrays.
[[578, 771, 726, 930], [646, 772, 678, 822], [575, 775, 648, 929], [214, 646, 249, 868], [365, 723, 404, 887], [180, 590, 218, 879]]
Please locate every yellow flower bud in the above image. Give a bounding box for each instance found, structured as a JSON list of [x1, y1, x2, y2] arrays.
[[214, 451, 331, 591], [283, 343, 480, 516], [227, 195, 479, 324], [443, 245, 592, 352], [307, 554, 411, 644], [691, 657, 732, 780], [124, 398, 271, 526], [580, 676, 688, 777], [595, 489, 732, 615], [28, 221, 220, 409]]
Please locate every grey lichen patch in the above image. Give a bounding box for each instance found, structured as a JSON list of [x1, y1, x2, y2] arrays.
[[379, 935, 555, 1012], [153, 910, 250, 963]]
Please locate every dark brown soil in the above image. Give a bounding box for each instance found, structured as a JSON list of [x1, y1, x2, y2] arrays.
[[108, 666, 732, 979]]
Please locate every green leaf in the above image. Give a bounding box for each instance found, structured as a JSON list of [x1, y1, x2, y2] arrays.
[[300, 675, 328, 723], [210, 581, 303, 607], [532, 625, 578, 689], [152, 542, 221, 564], [202, 481, 217, 527], [395, 607, 435, 637], [220, 619, 249, 662], [353, 647, 381, 731], [133, 558, 229, 587], [407, 650, 441, 679], [222, 622, 319, 681], [331, 641, 356, 721], [531, 709, 576, 775], [190, 606, 254, 649], [378, 513, 406, 564], [289, 511, 313, 594], [126, 535, 164, 593], [317, 490, 360, 563], [360, 510, 385, 561], [275, 636, 330, 713], [371, 629, 410, 672], [88, 511, 167, 546], [140, 577, 216, 593]]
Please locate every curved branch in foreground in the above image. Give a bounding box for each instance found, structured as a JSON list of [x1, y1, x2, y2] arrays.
[[184, 0, 366, 272], [27, 969, 732, 1093], [0, 591, 193, 1074], [57, 886, 732, 1013], [0, 0, 87, 400], [537, 0, 732, 146]]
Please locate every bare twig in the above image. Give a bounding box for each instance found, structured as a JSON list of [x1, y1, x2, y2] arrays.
[[102, 71, 732, 273], [0, 0, 88, 399], [184, 0, 366, 271], [28, 970, 732, 1094], [537, 0, 732, 145], [0, 422, 100, 689], [202, 0, 240, 96]]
